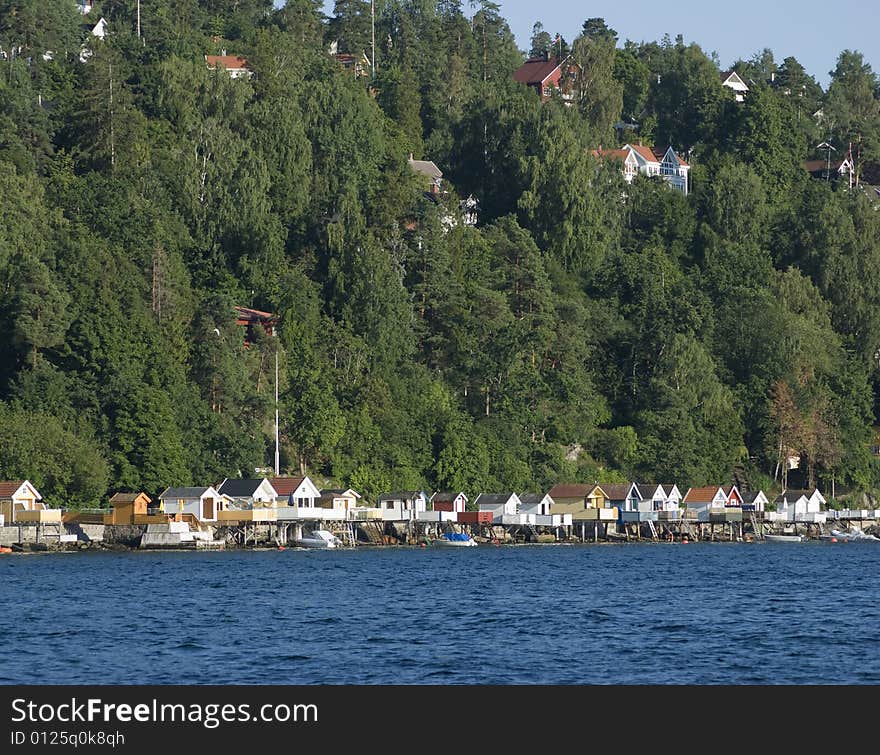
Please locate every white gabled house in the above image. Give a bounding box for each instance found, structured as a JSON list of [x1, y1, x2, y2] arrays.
[[79, 16, 107, 62], [216, 477, 278, 508], [205, 53, 252, 79], [721, 70, 749, 102], [682, 486, 725, 521], [158, 486, 226, 522], [0, 480, 49, 523], [518, 492, 554, 517], [644, 484, 682, 512], [771, 488, 826, 522], [742, 490, 769, 513], [475, 493, 522, 523], [270, 476, 321, 508], [592, 143, 690, 195], [377, 491, 429, 520]]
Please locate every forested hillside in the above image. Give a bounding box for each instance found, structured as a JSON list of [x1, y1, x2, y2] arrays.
[[1, 1, 879, 506]]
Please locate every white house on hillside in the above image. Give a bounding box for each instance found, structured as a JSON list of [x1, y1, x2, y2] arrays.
[[721, 70, 749, 102], [592, 144, 690, 195]]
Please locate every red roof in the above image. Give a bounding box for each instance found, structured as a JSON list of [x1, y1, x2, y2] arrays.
[[683, 486, 722, 504], [0, 481, 26, 497], [513, 57, 563, 85], [592, 148, 630, 162], [628, 143, 659, 163], [0, 480, 40, 499], [206, 54, 249, 71], [270, 477, 304, 496], [234, 305, 279, 327]]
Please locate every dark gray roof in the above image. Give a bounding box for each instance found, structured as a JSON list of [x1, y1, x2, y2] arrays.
[[432, 491, 466, 503], [159, 487, 210, 499], [742, 490, 766, 504], [476, 493, 516, 506], [774, 489, 817, 503], [217, 478, 268, 497], [600, 483, 639, 501], [320, 489, 346, 496], [518, 493, 546, 505]]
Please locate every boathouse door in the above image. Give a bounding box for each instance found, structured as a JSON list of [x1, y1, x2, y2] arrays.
[[203, 497, 215, 520]]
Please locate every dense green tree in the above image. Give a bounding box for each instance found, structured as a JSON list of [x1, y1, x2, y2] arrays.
[[568, 23, 623, 145], [823, 50, 880, 180], [0, 404, 109, 508], [1, 2, 880, 505]]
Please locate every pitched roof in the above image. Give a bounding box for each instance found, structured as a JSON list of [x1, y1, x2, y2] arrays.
[[476, 493, 517, 506], [431, 491, 466, 503], [627, 143, 660, 164], [591, 148, 631, 162], [804, 159, 850, 174], [741, 490, 766, 504], [377, 491, 424, 502], [408, 156, 443, 184], [233, 305, 279, 328], [774, 489, 813, 503], [653, 146, 689, 167], [206, 54, 249, 71], [548, 483, 592, 499], [518, 493, 547, 505], [270, 477, 304, 496], [109, 492, 150, 504], [513, 57, 563, 85], [720, 70, 748, 86], [0, 480, 39, 499], [683, 486, 722, 504], [599, 483, 638, 501], [159, 486, 210, 499], [217, 479, 270, 497]]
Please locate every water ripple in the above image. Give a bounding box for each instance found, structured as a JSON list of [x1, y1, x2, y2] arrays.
[[1, 543, 877, 684]]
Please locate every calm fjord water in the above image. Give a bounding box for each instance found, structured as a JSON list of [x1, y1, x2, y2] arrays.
[[2, 543, 878, 685]]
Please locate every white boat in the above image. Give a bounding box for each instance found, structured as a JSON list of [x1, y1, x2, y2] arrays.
[[432, 532, 478, 547], [293, 529, 343, 549], [820, 528, 880, 543], [764, 533, 806, 543]]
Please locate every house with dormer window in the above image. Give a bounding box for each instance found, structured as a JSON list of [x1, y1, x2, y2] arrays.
[[592, 144, 690, 195]]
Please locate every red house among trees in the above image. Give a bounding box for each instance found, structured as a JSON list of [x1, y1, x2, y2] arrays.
[[513, 53, 577, 102]]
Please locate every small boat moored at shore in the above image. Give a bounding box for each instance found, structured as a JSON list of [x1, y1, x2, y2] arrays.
[[432, 532, 478, 547], [764, 533, 806, 543], [292, 529, 343, 549], [819, 528, 880, 543]]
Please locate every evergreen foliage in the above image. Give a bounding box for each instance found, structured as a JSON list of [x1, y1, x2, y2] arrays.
[[0, 2, 878, 505]]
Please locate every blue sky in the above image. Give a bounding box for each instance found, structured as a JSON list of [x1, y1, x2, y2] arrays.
[[296, 1, 878, 89]]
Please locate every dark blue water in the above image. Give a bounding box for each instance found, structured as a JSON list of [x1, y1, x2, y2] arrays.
[[2, 542, 878, 685]]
